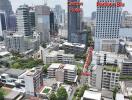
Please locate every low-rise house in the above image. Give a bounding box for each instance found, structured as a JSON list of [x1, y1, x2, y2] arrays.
[[48, 63, 77, 83], [82, 90, 101, 100]]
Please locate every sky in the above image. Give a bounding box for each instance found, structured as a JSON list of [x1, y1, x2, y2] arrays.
[[10, 0, 132, 17]]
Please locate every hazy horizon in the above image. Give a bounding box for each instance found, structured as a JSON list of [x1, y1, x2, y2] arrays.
[[10, 0, 132, 17]]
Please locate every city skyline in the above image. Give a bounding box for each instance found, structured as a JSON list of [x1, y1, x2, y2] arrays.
[[10, 0, 132, 17]]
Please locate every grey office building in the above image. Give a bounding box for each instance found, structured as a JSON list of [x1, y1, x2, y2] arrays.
[[16, 5, 31, 36], [94, 0, 122, 52], [0, 0, 13, 15], [0, 11, 7, 36], [35, 5, 50, 43], [68, 0, 81, 43], [0, 0, 14, 31]]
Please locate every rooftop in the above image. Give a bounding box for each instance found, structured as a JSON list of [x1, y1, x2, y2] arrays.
[[104, 65, 120, 72], [64, 64, 76, 70], [124, 81, 132, 87], [26, 66, 43, 76], [48, 63, 77, 71], [83, 90, 101, 100], [93, 51, 127, 59], [0, 68, 8, 75], [116, 93, 124, 100], [5, 68, 26, 77], [101, 89, 113, 99], [48, 51, 58, 57], [4, 91, 21, 100], [63, 42, 85, 48], [0, 51, 10, 56], [48, 63, 61, 69]]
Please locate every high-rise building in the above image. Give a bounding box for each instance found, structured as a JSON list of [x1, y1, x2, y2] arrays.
[[121, 14, 132, 28], [50, 11, 55, 36], [16, 5, 31, 36], [68, 0, 81, 43], [94, 0, 122, 52], [24, 67, 43, 96], [102, 66, 120, 90], [0, 0, 13, 15], [0, 0, 14, 31], [35, 5, 50, 43], [5, 33, 25, 53], [5, 32, 39, 53], [8, 14, 16, 31], [0, 11, 7, 36], [91, 11, 96, 20], [54, 5, 65, 26], [29, 7, 35, 32]]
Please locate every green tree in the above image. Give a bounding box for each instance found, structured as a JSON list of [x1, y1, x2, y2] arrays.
[[49, 92, 57, 100], [43, 64, 50, 74], [0, 89, 4, 100], [78, 85, 88, 97], [113, 87, 119, 100], [41, 42, 47, 48], [130, 96, 132, 100], [12, 62, 21, 69], [57, 87, 68, 100], [77, 68, 82, 76]]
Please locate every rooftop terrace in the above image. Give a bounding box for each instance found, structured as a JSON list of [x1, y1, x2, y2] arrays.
[[104, 65, 120, 72]]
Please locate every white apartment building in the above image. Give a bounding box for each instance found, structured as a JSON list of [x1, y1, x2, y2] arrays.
[[24, 67, 43, 96], [119, 28, 132, 39], [48, 63, 61, 78], [16, 5, 31, 36], [48, 63, 77, 82], [121, 14, 132, 28], [92, 51, 126, 65], [102, 66, 120, 90], [90, 65, 103, 90], [62, 42, 85, 55], [43, 50, 75, 64], [0, 11, 7, 36], [63, 64, 77, 82], [121, 60, 132, 76], [82, 90, 101, 100], [4, 32, 39, 53], [54, 5, 65, 26], [5, 33, 25, 53], [55, 69, 64, 82], [94, 0, 122, 52]]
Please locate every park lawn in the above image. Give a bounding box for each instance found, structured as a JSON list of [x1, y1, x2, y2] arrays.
[[1, 87, 11, 96], [43, 88, 50, 94]]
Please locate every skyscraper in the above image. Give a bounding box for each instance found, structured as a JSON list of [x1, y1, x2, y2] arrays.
[[68, 0, 81, 43], [35, 4, 50, 43], [16, 5, 31, 36], [0, 11, 6, 36], [29, 7, 35, 32], [91, 11, 96, 20], [0, 0, 14, 31], [8, 14, 16, 31], [54, 5, 65, 26], [0, 0, 13, 15], [94, 0, 122, 52], [50, 11, 55, 36]]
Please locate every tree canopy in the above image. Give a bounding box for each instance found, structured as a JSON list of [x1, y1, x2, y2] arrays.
[[0, 89, 4, 100], [11, 58, 43, 69], [57, 87, 68, 100], [49, 92, 57, 100]]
